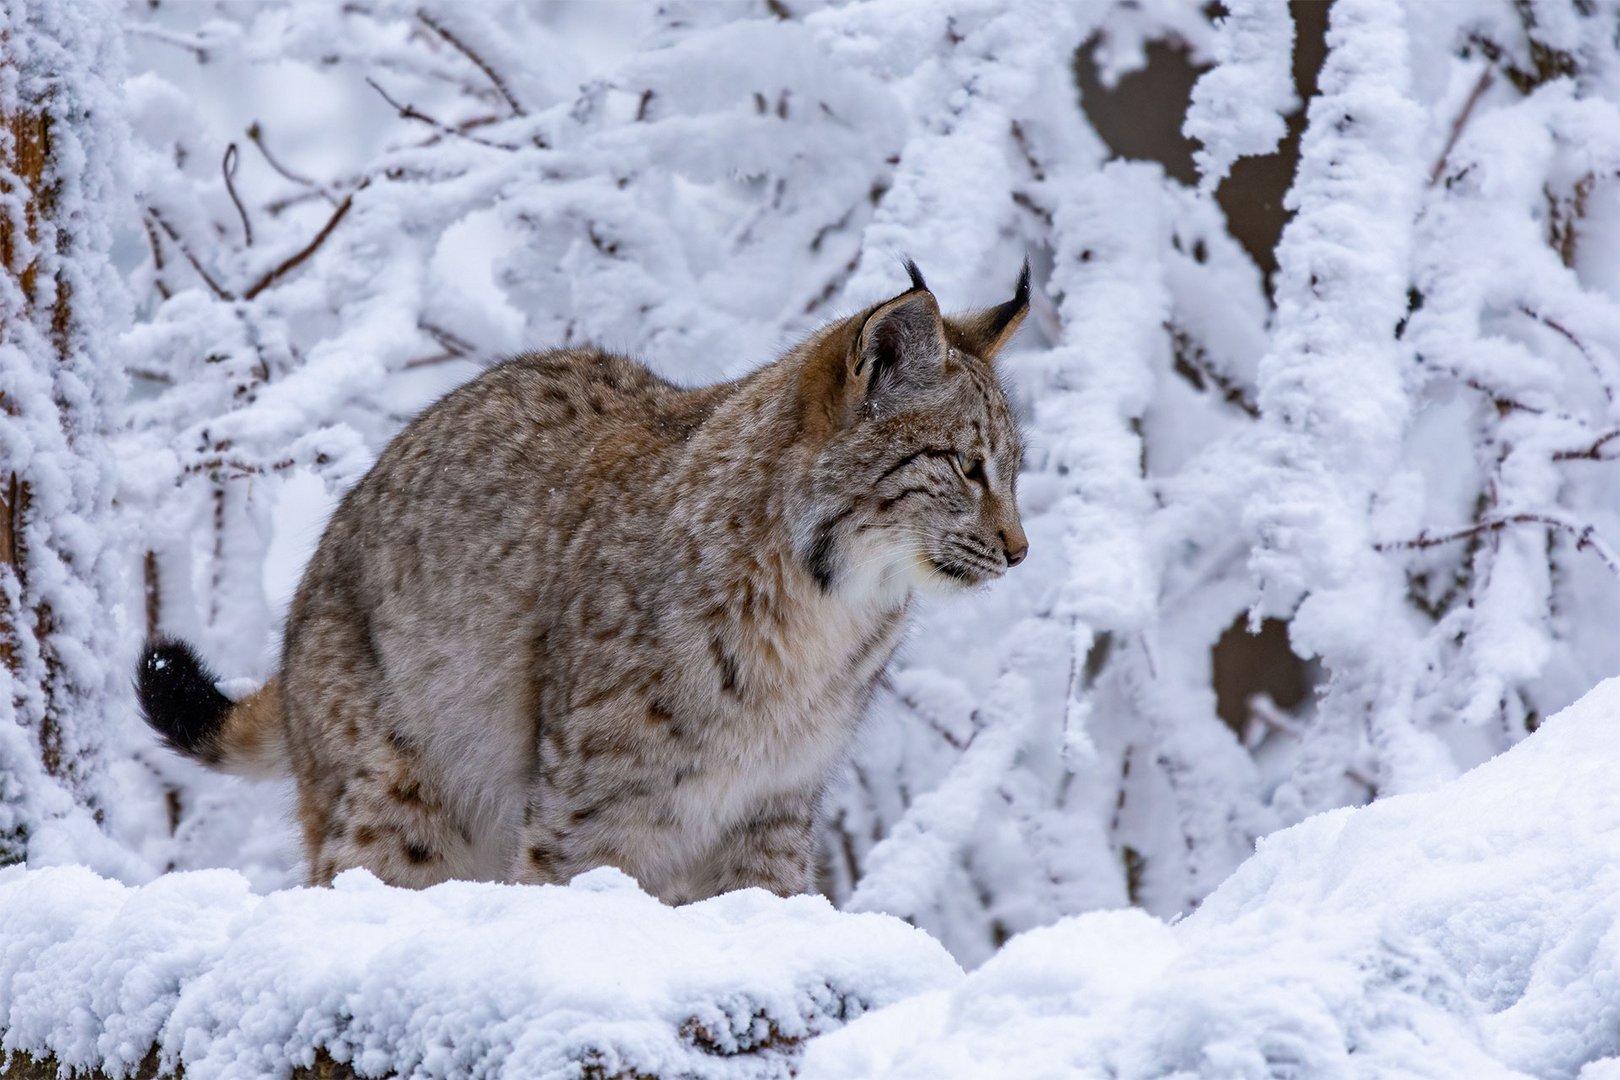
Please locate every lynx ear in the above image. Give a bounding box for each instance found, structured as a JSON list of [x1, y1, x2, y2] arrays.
[[850, 286, 946, 406], [947, 259, 1030, 362]]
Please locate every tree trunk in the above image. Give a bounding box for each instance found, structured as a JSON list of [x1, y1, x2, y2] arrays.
[[0, 0, 129, 862]]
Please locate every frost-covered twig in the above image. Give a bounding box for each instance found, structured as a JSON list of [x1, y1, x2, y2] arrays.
[[1520, 305, 1618, 406], [404, 319, 475, 369], [363, 76, 515, 151], [123, 23, 212, 61], [246, 121, 338, 207], [1429, 67, 1493, 187], [145, 207, 233, 300], [416, 10, 526, 117], [1553, 429, 1620, 461], [1377, 514, 1620, 579], [875, 673, 976, 753], [1168, 322, 1259, 417], [181, 455, 309, 480], [221, 144, 251, 247], [1415, 352, 1594, 429], [1247, 695, 1376, 790], [241, 182, 365, 300], [140, 217, 172, 301], [847, 673, 1035, 918]]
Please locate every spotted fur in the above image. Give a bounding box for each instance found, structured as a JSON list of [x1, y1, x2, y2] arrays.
[[138, 264, 1030, 900]]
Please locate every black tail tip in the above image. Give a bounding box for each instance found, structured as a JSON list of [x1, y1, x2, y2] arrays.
[[137, 639, 230, 763]]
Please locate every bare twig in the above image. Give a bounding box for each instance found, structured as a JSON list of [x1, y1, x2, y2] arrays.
[[1521, 305, 1618, 405], [1010, 190, 1053, 229], [145, 207, 234, 300], [1554, 429, 1620, 461], [1430, 67, 1493, 187], [1415, 353, 1592, 428], [265, 191, 330, 217], [804, 253, 859, 316], [1246, 695, 1377, 790], [403, 352, 467, 371], [183, 452, 328, 479], [141, 216, 173, 301], [247, 122, 338, 206], [127, 366, 175, 386], [242, 181, 367, 301], [221, 143, 252, 246], [1060, 617, 1091, 758], [1167, 323, 1260, 417], [423, 319, 474, 355], [124, 23, 212, 62], [1376, 512, 1620, 578], [875, 672, 974, 752], [417, 9, 526, 116], [405, 319, 476, 369], [364, 76, 517, 150]]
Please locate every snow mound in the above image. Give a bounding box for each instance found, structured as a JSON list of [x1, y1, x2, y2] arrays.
[[802, 676, 1620, 1079], [10, 678, 1620, 1078], [0, 865, 959, 1080]]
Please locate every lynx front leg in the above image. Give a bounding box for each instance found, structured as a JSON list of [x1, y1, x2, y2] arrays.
[[699, 790, 819, 898]]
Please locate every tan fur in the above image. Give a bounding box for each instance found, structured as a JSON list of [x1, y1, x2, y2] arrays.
[[210, 679, 286, 778], [198, 267, 1029, 900]]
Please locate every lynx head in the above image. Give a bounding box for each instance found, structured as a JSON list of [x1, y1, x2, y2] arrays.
[[797, 260, 1029, 603]]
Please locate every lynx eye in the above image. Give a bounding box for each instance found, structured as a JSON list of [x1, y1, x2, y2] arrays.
[[956, 452, 985, 483]]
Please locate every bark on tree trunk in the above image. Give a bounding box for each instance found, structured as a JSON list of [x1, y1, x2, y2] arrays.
[[0, 94, 68, 781], [0, 1046, 378, 1080], [0, 108, 44, 678]]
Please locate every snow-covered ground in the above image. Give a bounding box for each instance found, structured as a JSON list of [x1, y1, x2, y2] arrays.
[[8, 677, 1620, 1078], [807, 675, 1620, 1079], [0, 865, 956, 1080]]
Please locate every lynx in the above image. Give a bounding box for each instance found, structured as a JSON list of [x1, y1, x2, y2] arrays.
[[139, 261, 1030, 902]]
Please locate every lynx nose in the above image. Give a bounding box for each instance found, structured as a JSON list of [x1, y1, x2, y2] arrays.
[[999, 517, 1028, 568]]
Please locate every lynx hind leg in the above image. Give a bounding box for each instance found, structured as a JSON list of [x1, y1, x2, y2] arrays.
[[507, 779, 600, 890], [286, 610, 476, 888], [698, 790, 819, 899]]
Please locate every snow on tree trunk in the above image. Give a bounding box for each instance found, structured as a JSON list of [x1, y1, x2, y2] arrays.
[[0, 867, 958, 1080], [1244, 0, 1433, 815], [0, 0, 130, 863]]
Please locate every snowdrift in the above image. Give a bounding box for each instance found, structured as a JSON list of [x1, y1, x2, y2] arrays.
[[804, 676, 1620, 1079], [5, 676, 1620, 1079], [0, 866, 957, 1079]]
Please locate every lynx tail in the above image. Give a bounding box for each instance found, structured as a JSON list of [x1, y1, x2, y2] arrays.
[[138, 640, 288, 777]]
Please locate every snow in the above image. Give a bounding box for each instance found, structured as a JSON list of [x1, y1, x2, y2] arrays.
[[89, 0, 1620, 968], [1184, 0, 1298, 192], [11, 676, 1620, 1077], [3, 3, 1619, 1064], [803, 676, 1620, 1079], [0, 865, 958, 1080], [1244, 0, 1437, 819]]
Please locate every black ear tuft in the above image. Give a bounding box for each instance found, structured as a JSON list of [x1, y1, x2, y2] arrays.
[[982, 259, 1031, 343], [137, 638, 232, 764], [904, 257, 928, 294], [945, 259, 1031, 362]]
